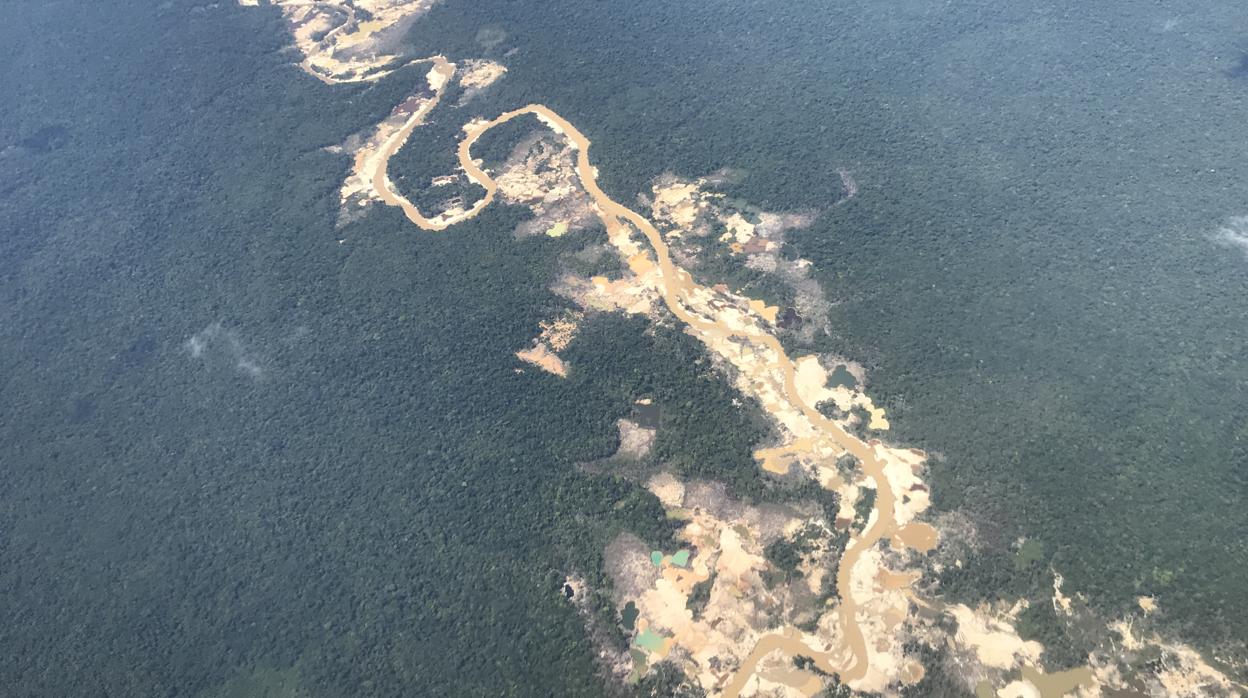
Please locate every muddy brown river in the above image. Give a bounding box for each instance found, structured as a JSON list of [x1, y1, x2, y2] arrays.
[[364, 71, 918, 690]]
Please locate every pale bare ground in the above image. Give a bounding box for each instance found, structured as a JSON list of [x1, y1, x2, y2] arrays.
[[646, 174, 832, 342], [240, 5, 1247, 694], [457, 58, 507, 90], [492, 130, 600, 239], [604, 473, 829, 696], [241, 0, 442, 84], [614, 419, 655, 460], [514, 314, 580, 377], [331, 57, 458, 227], [515, 343, 567, 377]]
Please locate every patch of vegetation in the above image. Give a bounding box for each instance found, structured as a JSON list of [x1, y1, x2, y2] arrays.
[[852, 488, 876, 534], [765, 538, 805, 576], [634, 662, 705, 698], [686, 577, 713, 620], [792, 654, 830, 677], [1015, 600, 1085, 670], [1013, 539, 1045, 572]]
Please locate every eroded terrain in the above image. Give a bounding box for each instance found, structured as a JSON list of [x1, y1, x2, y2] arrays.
[[240, 0, 442, 84], [240, 2, 1246, 696]]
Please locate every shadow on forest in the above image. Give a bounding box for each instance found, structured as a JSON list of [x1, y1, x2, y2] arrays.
[[1227, 51, 1248, 80]]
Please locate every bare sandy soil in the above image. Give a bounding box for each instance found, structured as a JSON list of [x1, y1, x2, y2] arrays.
[[515, 314, 580, 377], [241, 0, 442, 84]]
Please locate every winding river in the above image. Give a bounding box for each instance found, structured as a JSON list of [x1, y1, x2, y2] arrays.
[[367, 66, 907, 692]]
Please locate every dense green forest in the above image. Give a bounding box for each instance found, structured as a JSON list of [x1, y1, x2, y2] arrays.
[[3, 0, 1248, 694]]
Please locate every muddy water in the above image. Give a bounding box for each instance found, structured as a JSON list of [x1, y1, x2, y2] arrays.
[[721, 630, 841, 697], [331, 32, 911, 683], [895, 522, 939, 554], [359, 99, 911, 692], [478, 107, 899, 689], [367, 57, 465, 228]]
